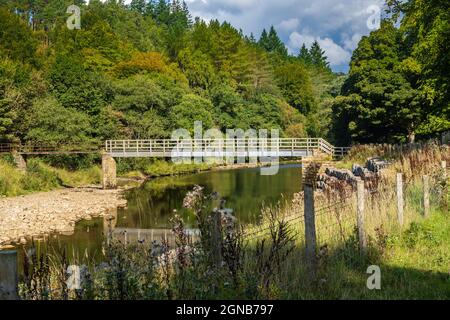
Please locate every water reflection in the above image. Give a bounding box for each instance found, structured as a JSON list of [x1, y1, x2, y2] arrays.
[[118, 164, 302, 229], [19, 164, 302, 263]]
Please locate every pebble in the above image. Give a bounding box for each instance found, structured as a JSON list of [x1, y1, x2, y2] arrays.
[[0, 188, 127, 246]]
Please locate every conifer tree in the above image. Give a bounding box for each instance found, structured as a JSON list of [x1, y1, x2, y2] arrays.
[[298, 44, 312, 65], [309, 41, 330, 70]]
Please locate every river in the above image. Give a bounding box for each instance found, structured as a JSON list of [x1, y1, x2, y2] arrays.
[[20, 164, 302, 262]]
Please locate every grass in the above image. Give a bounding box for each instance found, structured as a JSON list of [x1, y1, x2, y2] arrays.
[[0, 158, 101, 197], [143, 160, 214, 177]]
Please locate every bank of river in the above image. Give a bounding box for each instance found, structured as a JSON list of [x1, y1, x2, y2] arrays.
[[0, 188, 127, 249]]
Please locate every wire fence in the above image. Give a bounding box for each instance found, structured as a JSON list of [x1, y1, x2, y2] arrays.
[[238, 161, 448, 275]]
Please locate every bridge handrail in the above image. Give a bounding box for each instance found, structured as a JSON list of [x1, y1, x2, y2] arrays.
[[0, 143, 101, 154], [105, 138, 323, 151]]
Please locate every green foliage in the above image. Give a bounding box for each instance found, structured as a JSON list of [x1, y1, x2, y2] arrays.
[[258, 26, 288, 56], [391, 0, 450, 135], [332, 22, 422, 145], [297, 41, 331, 72], [274, 62, 314, 113], [309, 41, 330, 71], [0, 158, 101, 196], [0, 7, 39, 66], [48, 54, 110, 115], [298, 44, 312, 65], [22, 158, 61, 191], [333, 2, 450, 144], [0, 0, 339, 158], [24, 97, 95, 146], [170, 94, 216, 133]]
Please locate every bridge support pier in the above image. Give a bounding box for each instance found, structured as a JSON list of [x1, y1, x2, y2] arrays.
[[11, 151, 26, 172], [102, 153, 117, 190]]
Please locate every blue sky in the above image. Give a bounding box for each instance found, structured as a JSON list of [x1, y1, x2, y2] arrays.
[[183, 0, 386, 73]]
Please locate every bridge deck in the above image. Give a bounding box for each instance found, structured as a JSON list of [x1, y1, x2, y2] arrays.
[[105, 138, 340, 158], [0, 139, 350, 158]]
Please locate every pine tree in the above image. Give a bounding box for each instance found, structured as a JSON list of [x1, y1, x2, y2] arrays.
[[298, 44, 312, 65], [153, 0, 170, 24], [309, 41, 330, 70], [248, 32, 256, 44], [258, 26, 287, 56], [258, 29, 269, 50]]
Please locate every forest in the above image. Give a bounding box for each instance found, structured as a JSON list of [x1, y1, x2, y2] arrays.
[[0, 0, 448, 154], [0, 0, 341, 154]]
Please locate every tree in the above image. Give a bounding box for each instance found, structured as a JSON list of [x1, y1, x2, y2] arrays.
[[258, 26, 287, 56], [387, 0, 450, 135], [274, 63, 315, 114], [169, 94, 216, 133], [332, 22, 421, 145], [298, 44, 312, 65], [309, 41, 330, 71], [0, 7, 39, 66], [24, 97, 94, 146], [130, 0, 146, 14], [48, 54, 110, 115], [112, 74, 186, 115]]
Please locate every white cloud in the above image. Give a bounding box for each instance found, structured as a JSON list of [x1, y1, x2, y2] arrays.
[[289, 31, 315, 49], [317, 37, 352, 66], [342, 33, 362, 52], [276, 18, 300, 32]]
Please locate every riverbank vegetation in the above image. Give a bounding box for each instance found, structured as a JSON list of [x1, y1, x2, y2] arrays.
[[0, 156, 216, 196], [0, 157, 101, 197], [17, 183, 449, 300]]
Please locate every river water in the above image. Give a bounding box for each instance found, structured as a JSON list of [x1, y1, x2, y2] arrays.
[[21, 164, 302, 261]]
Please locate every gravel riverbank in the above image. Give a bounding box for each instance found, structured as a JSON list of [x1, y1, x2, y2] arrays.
[[0, 187, 127, 248]]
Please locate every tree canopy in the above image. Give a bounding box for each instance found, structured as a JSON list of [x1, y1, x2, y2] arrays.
[[331, 0, 449, 145], [0, 0, 340, 147]]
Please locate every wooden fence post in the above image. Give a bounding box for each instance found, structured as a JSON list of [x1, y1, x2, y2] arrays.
[[396, 173, 404, 227], [304, 184, 317, 278], [442, 161, 448, 210], [0, 250, 18, 300], [423, 175, 430, 217], [211, 210, 222, 268], [356, 179, 367, 255]]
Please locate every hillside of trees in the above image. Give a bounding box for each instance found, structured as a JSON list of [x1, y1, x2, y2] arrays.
[[0, 0, 341, 153]]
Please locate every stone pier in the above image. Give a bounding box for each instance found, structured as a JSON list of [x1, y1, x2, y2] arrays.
[[11, 151, 26, 171], [102, 153, 117, 189]]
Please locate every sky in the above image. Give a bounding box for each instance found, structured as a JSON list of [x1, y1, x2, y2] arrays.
[[183, 0, 386, 73]]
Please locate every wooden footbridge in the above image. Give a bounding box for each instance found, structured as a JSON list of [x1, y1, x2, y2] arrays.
[[104, 138, 349, 159], [1, 138, 350, 189], [0, 138, 349, 158]]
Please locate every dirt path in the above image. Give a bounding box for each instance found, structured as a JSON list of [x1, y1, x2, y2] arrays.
[[0, 188, 127, 248]]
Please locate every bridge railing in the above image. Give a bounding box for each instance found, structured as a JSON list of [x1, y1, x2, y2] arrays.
[[0, 143, 101, 154], [105, 138, 327, 156]]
